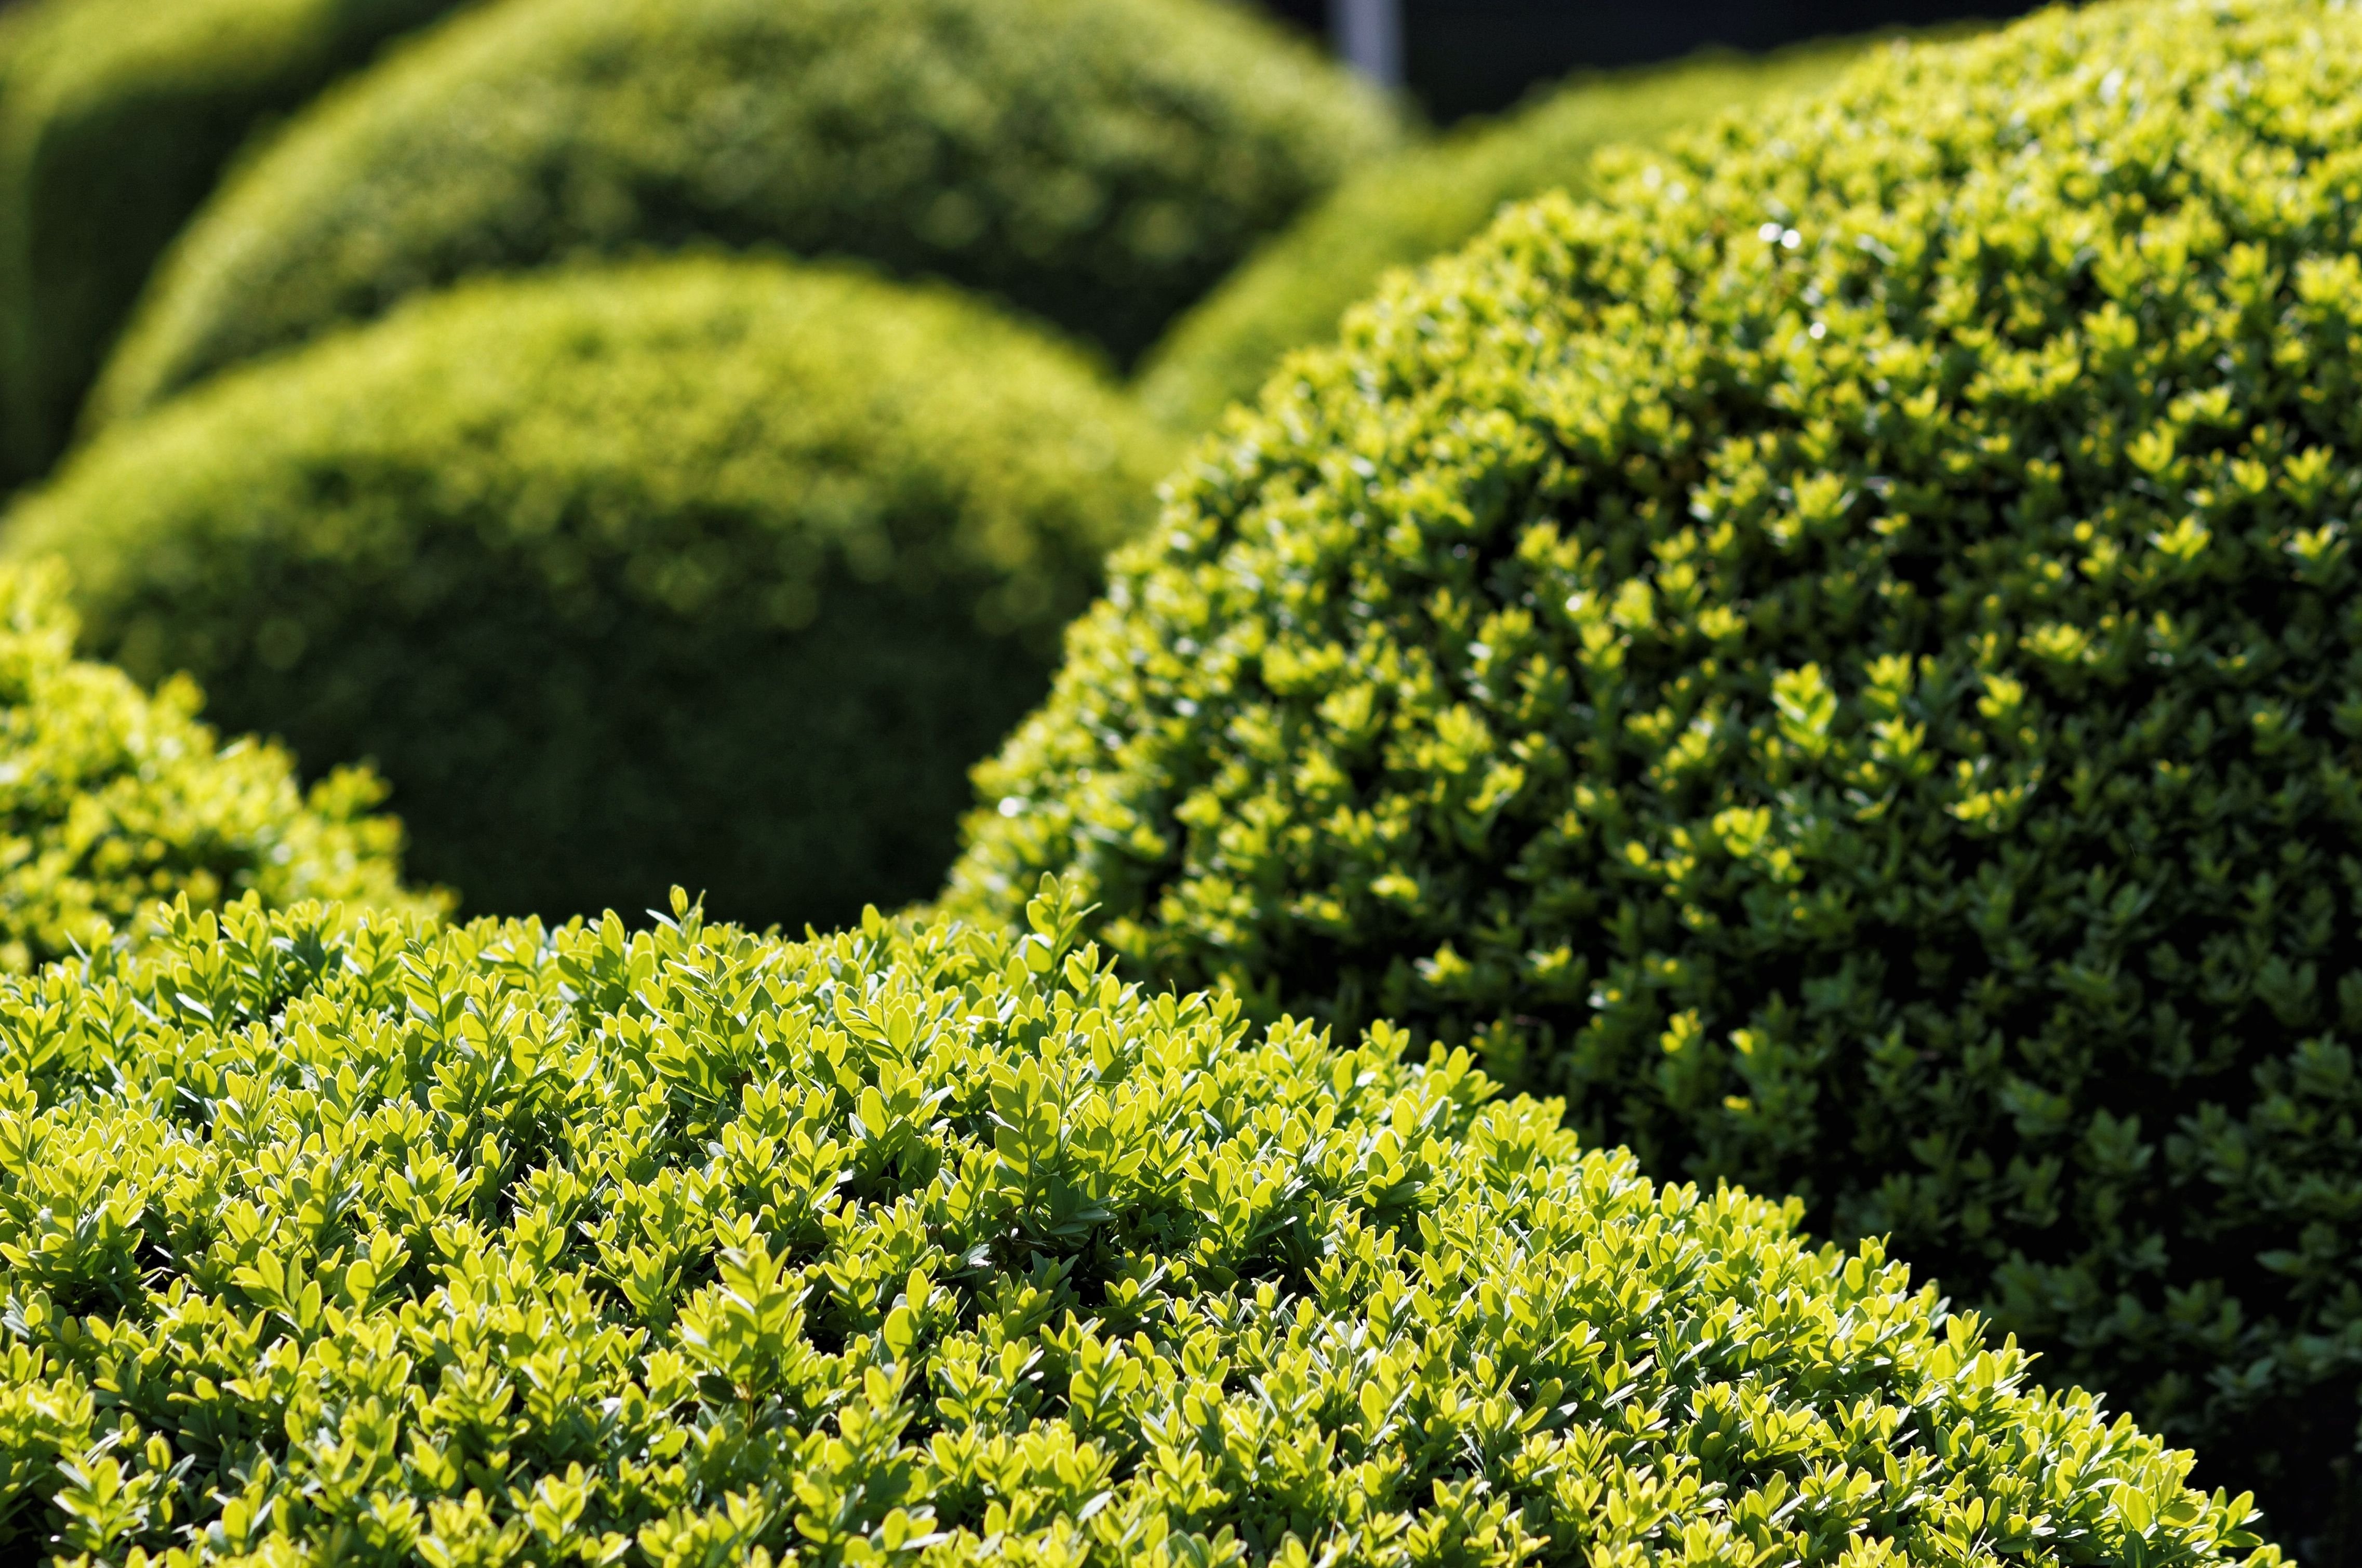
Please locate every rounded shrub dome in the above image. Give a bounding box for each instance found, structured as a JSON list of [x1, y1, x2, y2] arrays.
[[1135, 39, 1868, 434], [0, 560, 431, 969], [0, 0, 461, 485], [0, 886, 2287, 1564], [87, 0, 1401, 428], [950, 0, 2362, 1542], [10, 256, 1177, 929]]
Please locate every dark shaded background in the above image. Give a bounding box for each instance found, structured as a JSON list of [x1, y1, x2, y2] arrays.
[[1258, 1, 2045, 120]]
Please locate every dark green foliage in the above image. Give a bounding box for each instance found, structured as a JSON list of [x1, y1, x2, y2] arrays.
[[0, 0, 459, 485], [1136, 40, 1866, 433], [949, 0, 2362, 1545], [88, 0, 1400, 430], [0, 884, 2288, 1564], [10, 256, 1177, 929], [0, 560, 431, 969]]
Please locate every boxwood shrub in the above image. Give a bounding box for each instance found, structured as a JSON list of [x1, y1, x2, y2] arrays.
[[0, 0, 459, 484], [0, 883, 2289, 1564], [0, 560, 429, 971], [949, 0, 2362, 1543], [87, 0, 1400, 430], [9, 256, 1176, 929], [1135, 39, 1865, 433]]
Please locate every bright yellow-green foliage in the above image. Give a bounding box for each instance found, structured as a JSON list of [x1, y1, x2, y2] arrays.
[[0, 561, 429, 970], [0, 884, 2287, 1565], [11, 256, 1176, 930], [1134, 41, 1870, 433], [951, 0, 2362, 1544], [88, 0, 1400, 428], [0, 0, 458, 484]]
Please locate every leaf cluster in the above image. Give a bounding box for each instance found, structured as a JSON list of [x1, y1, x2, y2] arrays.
[[8, 256, 1178, 929], [88, 0, 1400, 429], [0, 559, 431, 971], [0, 884, 2282, 1566], [0, 0, 459, 484], [949, 0, 2362, 1543]]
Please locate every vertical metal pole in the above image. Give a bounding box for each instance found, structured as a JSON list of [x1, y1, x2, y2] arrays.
[[1332, 0, 1402, 89]]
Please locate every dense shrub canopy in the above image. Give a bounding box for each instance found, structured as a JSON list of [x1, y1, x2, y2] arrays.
[[0, 886, 2287, 1564], [0, 560, 428, 970], [11, 257, 1176, 929], [1136, 41, 1864, 433], [950, 0, 2362, 1543], [0, 0, 458, 484], [88, 0, 1400, 428]]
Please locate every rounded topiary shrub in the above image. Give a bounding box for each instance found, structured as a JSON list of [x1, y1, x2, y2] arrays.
[[949, 0, 2362, 1544], [87, 0, 1401, 430], [0, 884, 2289, 1565], [1135, 39, 1866, 433], [0, 559, 431, 970], [0, 0, 461, 485], [9, 256, 1177, 929]]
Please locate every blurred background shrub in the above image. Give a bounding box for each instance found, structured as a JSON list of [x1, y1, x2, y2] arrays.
[[0, 0, 460, 487], [1136, 37, 1874, 433], [949, 0, 2362, 1549], [88, 0, 1399, 430], [0, 558, 431, 967], [14, 257, 1177, 929]]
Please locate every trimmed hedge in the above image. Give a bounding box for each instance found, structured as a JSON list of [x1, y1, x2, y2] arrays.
[[1136, 40, 1865, 433], [0, 885, 2289, 1564], [10, 256, 1177, 928], [0, 0, 460, 485], [0, 560, 429, 970], [949, 0, 2362, 1544], [88, 0, 1400, 429]]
